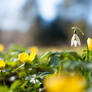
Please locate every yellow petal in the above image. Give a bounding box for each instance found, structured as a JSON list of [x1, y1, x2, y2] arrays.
[[0, 60, 6, 69], [44, 73, 86, 92], [30, 46, 38, 54], [28, 46, 38, 62], [0, 44, 4, 52], [87, 38, 92, 50], [18, 52, 29, 63], [28, 52, 36, 62]]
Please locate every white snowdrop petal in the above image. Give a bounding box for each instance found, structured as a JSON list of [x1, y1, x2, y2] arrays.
[[75, 34, 81, 45], [71, 38, 74, 46], [74, 41, 78, 47], [76, 36, 81, 46], [71, 34, 75, 46], [71, 34, 81, 47], [78, 40, 81, 46]]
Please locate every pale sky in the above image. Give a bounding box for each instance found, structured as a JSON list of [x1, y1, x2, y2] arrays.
[[0, 0, 92, 31]]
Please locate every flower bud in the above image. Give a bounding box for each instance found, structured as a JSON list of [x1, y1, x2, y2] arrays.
[[87, 38, 92, 50]]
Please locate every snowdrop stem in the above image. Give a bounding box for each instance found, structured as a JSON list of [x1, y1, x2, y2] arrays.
[[72, 26, 84, 35], [74, 30, 76, 34]]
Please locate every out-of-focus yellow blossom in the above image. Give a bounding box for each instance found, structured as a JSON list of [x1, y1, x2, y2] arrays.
[[18, 52, 29, 63], [0, 44, 4, 52], [28, 47, 38, 62], [30, 46, 38, 53], [0, 59, 6, 69], [44, 73, 86, 92], [87, 38, 92, 50]]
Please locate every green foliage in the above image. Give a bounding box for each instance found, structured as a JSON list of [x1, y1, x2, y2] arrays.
[[0, 45, 92, 92]]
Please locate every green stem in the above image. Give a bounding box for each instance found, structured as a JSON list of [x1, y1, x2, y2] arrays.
[[87, 44, 89, 62], [11, 64, 24, 73], [58, 60, 63, 73], [1, 70, 5, 85]]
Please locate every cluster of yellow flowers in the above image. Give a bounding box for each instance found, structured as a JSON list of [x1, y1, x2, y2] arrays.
[[44, 72, 86, 92], [0, 46, 38, 69], [18, 46, 38, 63]]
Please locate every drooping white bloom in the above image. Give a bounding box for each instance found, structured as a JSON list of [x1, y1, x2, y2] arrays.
[[71, 34, 81, 47]]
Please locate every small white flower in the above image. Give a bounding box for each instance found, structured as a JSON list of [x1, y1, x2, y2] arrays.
[[9, 76, 16, 82], [71, 34, 81, 47]]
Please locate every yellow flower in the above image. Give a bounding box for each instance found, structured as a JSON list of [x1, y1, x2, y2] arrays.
[[28, 47, 38, 62], [29, 46, 38, 53], [0, 44, 4, 52], [0, 59, 6, 69], [18, 52, 29, 63], [44, 73, 86, 92], [87, 38, 92, 50]]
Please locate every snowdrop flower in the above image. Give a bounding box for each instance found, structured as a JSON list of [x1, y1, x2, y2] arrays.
[[71, 34, 81, 47]]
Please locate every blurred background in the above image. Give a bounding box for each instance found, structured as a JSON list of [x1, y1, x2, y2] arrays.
[[0, 0, 92, 46]]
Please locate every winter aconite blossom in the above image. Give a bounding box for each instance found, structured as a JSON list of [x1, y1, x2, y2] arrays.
[[18, 52, 29, 63], [30, 46, 38, 53], [28, 47, 38, 62], [87, 38, 92, 50], [0, 59, 6, 69], [18, 47, 38, 63], [44, 73, 86, 92], [0, 44, 4, 52], [71, 34, 81, 47]]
